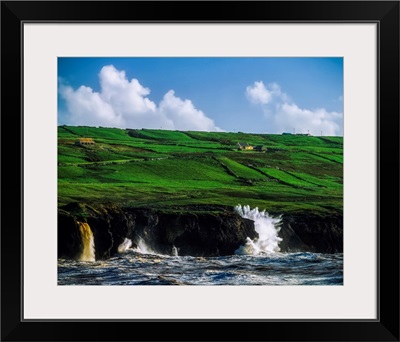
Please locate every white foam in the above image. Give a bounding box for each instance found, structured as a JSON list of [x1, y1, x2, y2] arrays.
[[117, 238, 132, 253], [133, 237, 156, 255], [234, 205, 282, 255], [172, 245, 179, 256]]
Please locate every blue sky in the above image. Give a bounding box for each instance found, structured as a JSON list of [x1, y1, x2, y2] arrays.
[[58, 57, 343, 136]]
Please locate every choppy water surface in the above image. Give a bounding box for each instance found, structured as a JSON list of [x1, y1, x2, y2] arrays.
[[58, 205, 342, 285], [58, 252, 343, 285]]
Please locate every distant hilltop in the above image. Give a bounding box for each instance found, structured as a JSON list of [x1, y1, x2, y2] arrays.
[[58, 124, 344, 137], [282, 132, 312, 136]]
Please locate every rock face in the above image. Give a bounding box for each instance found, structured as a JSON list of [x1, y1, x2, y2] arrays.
[[58, 210, 83, 259], [278, 213, 343, 253], [58, 203, 343, 260], [58, 203, 257, 259]]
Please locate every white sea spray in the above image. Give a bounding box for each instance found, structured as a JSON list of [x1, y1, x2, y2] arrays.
[[234, 205, 282, 255]]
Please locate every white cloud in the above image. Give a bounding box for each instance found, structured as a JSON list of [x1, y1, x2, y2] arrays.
[[246, 81, 272, 104], [245, 81, 289, 105], [59, 65, 221, 131], [160, 90, 222, 131], [245, 81, 343, 136], [60, 84, 123, 127], [275, 103, 342, 136], [99, 65, 157, 114]]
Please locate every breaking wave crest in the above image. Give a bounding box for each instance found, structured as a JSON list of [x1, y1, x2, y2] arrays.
[[234, 205, 282, 255], [118, 238, 133, 253]]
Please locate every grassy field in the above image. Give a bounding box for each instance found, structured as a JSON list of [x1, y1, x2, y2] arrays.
[[58, 126, 343, 216]]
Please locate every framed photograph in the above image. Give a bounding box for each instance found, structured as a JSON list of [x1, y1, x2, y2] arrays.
[[1, 1, 399, 341]]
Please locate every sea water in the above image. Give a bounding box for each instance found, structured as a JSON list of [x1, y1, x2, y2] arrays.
[[58, 205, 343, 285], [58, 252, 343, 285]]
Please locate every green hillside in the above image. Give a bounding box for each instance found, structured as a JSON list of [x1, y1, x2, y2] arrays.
[[58, 126, 343, 216]]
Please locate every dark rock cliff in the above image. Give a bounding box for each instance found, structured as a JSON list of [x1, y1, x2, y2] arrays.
[[58, 203, 257, 259], [278, 213, 343, 253], [58, 203, 343, 260]]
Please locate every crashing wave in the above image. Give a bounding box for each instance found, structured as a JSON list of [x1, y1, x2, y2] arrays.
[[234, 205, 282, 255]]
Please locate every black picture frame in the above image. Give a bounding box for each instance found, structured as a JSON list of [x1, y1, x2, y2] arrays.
[[1, 1, 399, 341]]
